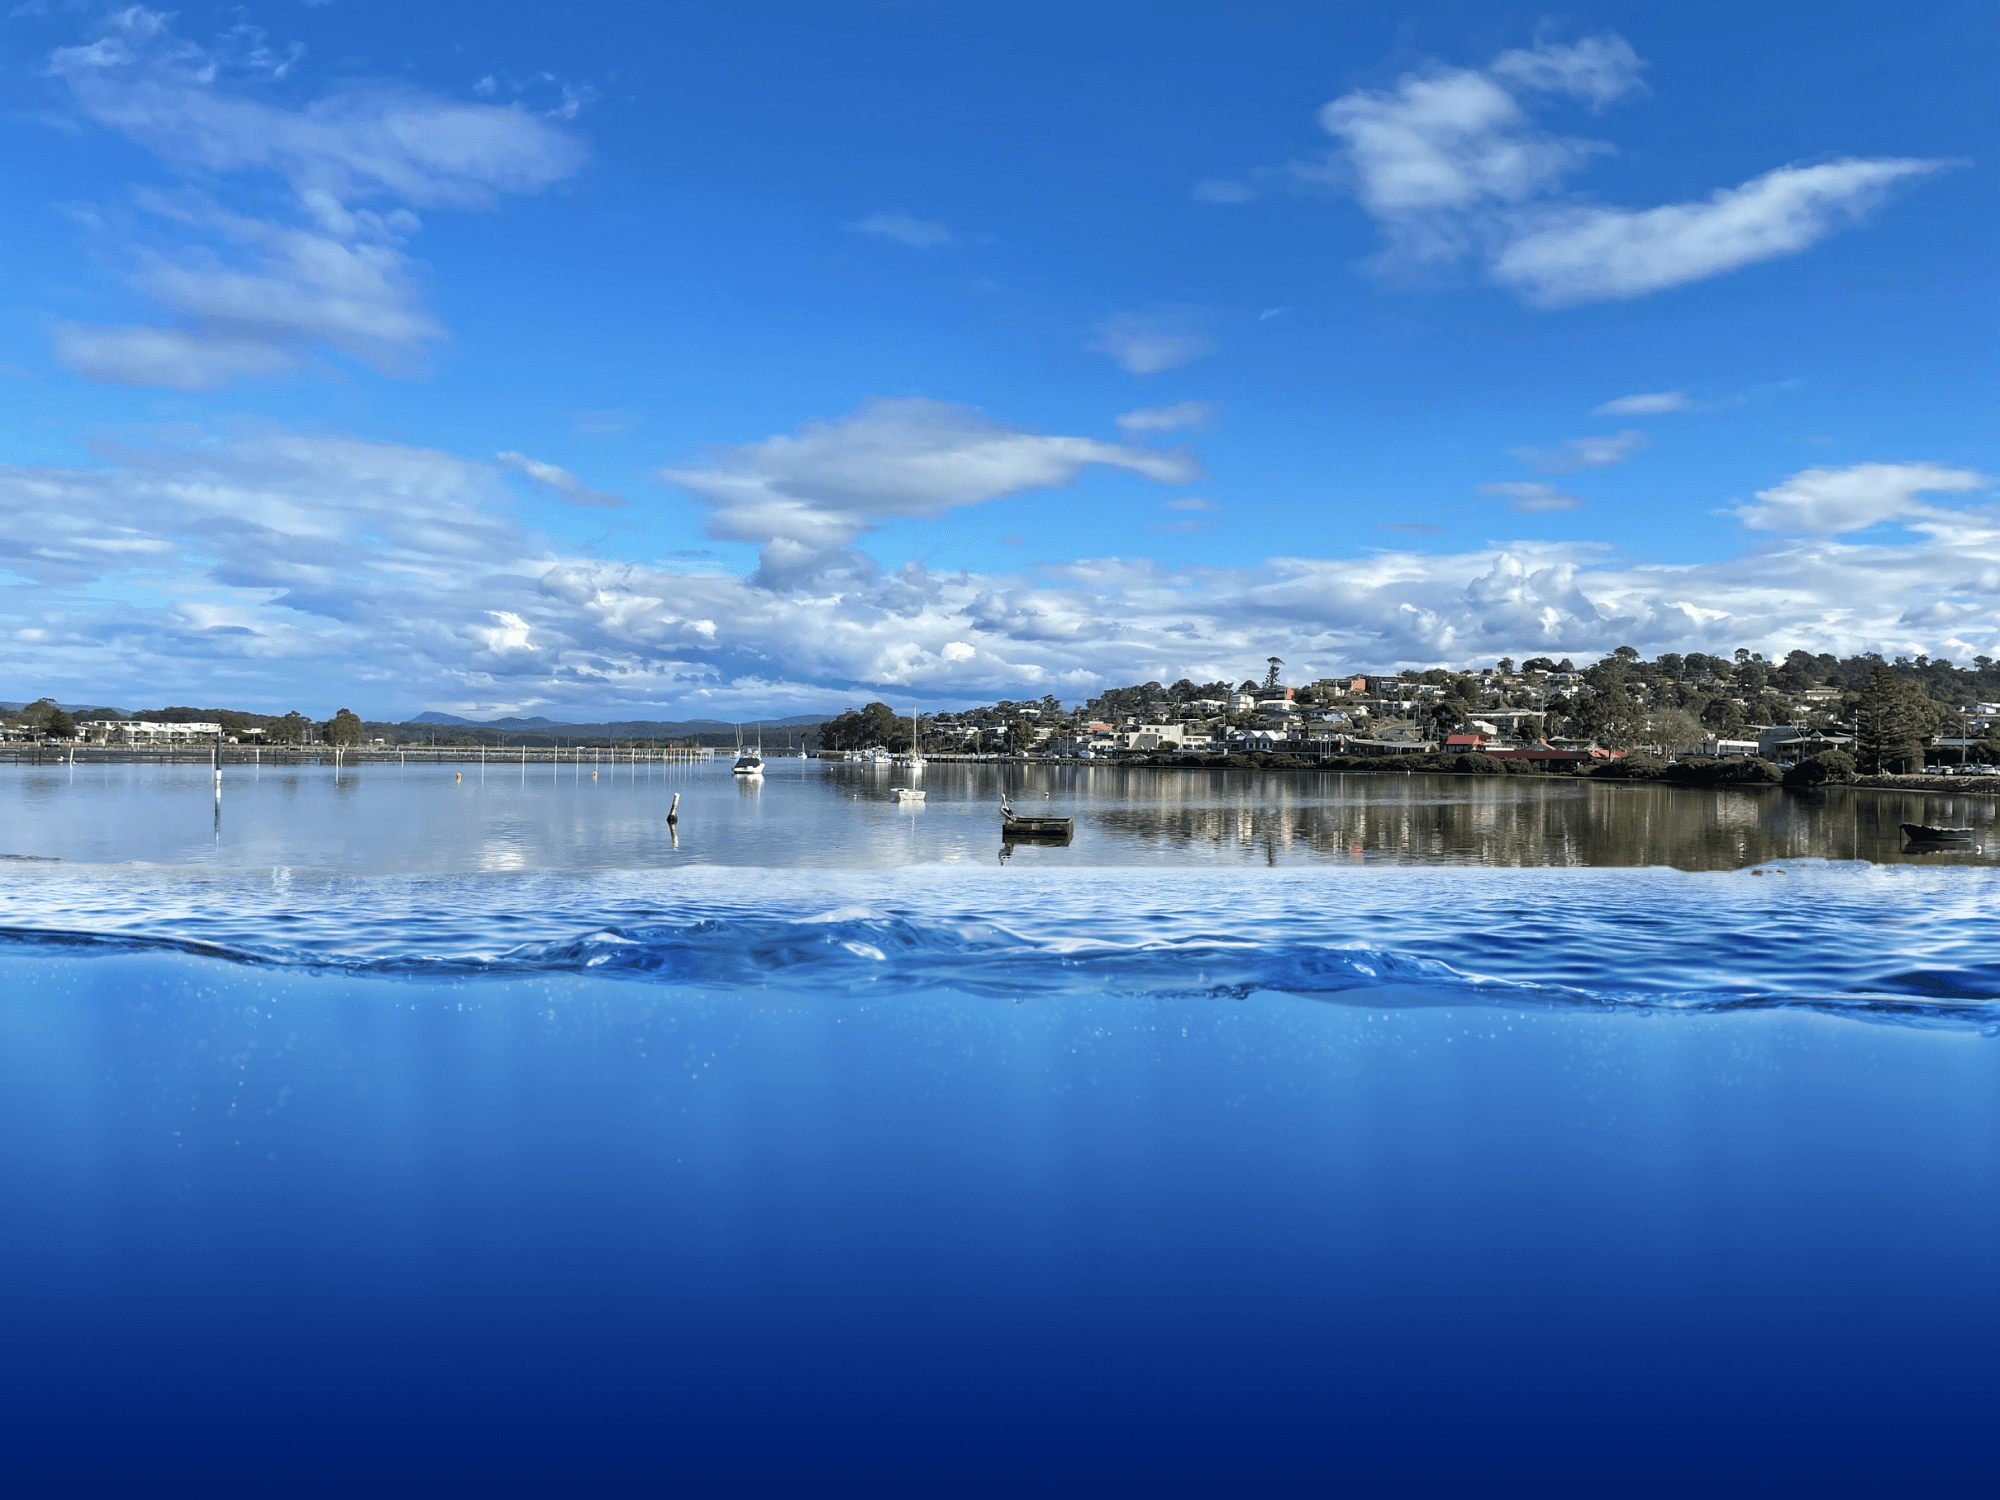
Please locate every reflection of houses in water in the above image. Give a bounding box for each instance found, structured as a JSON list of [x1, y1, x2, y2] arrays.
[[980, 762, 1995, 870]]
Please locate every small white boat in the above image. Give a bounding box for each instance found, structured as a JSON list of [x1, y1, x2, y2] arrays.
[[892, 787, 925, 802], [732, 722, 766, 776]]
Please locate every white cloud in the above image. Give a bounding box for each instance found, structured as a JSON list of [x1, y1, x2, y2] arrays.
[[49, 11, 584, 210], [849, 212, 955, 249], [1318, 61, 1611, 265], [659, 397, 1204, 588], [1732, 462, 1988, 534], [1511, 429, 1647, 474], [8, 429, 2000, 716], [1478, 481, 1584, 512], [1487, 35, 1646, 108], [496, 452, 629, 508], [1302, 33, 1942, 303], [53, 324, 298, 390], [45, 8, 584, 386], [1165, 497, 1221, 511], [1092, 311, 1214, 375], [1595, 391, 1689, 416], [1492, 158, 1947, 306], [1116, 401, 1217, 434]]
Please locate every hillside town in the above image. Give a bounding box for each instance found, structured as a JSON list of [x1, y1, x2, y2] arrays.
[[9, 647, 2000, 779], [826, 649, 2000, 777]]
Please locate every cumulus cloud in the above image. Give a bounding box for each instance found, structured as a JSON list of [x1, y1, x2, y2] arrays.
[[496, 452, 629, 508], [1297, 33, 1942, 303], [1478, 481, 1584, 513], [45, 7, 584, 386], [1732, 462, 1988, 534], [8, 428, 2000, 716], [1596, 390, 1689, 416], [1117, 401, 1218, 435], [1511, 429, 1647, 474], [659, 397, 1204, 588], [1092, 311, 1215, 374], [1320, 63, 1606, 265], [849, 212, 955, 248], [1492, 158, 1946, 306]]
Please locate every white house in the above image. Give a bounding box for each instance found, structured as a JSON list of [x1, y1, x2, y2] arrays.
[[81, 719, 223, 745]]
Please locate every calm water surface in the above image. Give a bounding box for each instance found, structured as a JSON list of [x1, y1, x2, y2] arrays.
[[2, 758, 1996, 1488], [2, 758, 1992, 870]]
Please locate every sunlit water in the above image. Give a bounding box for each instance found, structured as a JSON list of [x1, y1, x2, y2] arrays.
[[2, 760, 1997, 1487]]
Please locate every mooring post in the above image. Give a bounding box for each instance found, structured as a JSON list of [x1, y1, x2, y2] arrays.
[[668, 791, 680, 824]]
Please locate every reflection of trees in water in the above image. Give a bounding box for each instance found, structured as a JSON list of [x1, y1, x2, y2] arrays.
[[1067, 770, 2000, 869]]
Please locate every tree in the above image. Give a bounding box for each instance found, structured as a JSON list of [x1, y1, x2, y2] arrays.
[[1567, 687, 1645, 747], [817, 702, 905, 751], [1433, 695, 1472, 730], [1853, 665, 1925, 774], [1783, 751, 1855, 787], [270, 711, 309, 745], [43, 709, 76, 740], [1700, 697, 1749, 739], [1646, 707, 1706, 753], [324, 708, 366, 746]]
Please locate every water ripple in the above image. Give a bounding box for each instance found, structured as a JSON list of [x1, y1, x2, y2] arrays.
[[1, 861, 1996, 1029]]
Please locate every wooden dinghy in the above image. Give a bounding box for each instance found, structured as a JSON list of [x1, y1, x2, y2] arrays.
[[998, 797, 1072, 840], [1901, 822, 1973, 841], [1001, 815, 1073, 838]]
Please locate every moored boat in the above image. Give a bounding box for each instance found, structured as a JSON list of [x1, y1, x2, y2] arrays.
[[1901, 822, 1972, 841]]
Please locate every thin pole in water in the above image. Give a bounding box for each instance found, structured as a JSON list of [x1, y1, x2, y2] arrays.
[[668, 791, 679, 824]]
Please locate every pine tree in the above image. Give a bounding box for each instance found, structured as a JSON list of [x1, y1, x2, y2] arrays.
[[1853, 666, 1923, 774]]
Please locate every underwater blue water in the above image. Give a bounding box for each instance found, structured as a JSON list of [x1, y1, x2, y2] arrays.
[[2, 764, 1998, 1490]]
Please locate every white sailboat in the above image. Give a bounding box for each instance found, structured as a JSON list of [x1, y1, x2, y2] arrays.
[[731, 723, 764, 777], [892, 704, 926, 768]]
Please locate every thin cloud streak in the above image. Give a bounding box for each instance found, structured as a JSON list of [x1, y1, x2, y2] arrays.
[[45, 7, 584, 386]]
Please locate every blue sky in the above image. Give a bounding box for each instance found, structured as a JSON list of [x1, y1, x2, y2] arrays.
[[0, 1, 1993, 718]]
